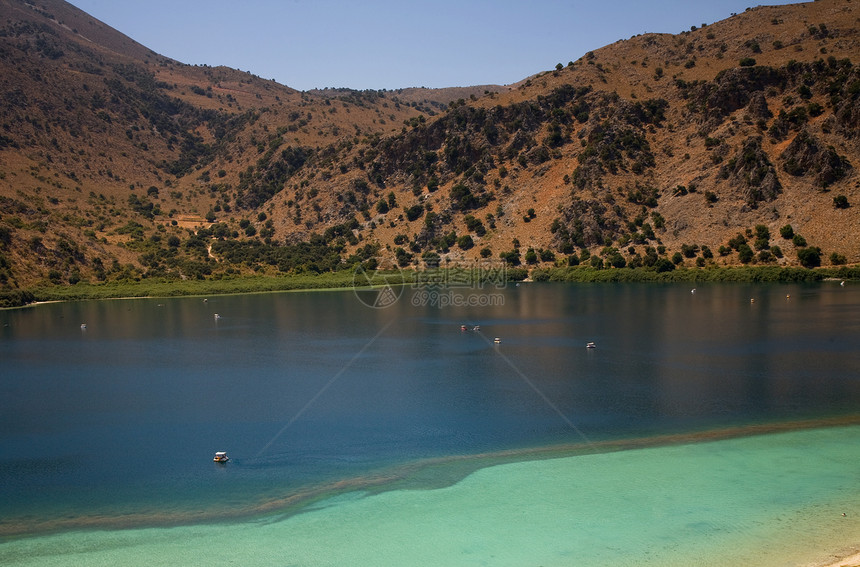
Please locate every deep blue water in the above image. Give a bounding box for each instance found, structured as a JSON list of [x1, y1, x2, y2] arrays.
[[1, 282, 859, 535]]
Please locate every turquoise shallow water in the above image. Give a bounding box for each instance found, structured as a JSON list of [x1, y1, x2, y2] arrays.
[[4, 425, 860, 567]]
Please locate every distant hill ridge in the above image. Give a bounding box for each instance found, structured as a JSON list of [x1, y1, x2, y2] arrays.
[[0, 0, 858, 294]]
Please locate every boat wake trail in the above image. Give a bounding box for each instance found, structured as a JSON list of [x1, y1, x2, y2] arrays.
[[254, 318, 396, 459]]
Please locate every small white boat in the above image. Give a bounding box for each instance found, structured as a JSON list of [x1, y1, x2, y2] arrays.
[[494, 337, 501, 344], [80, 323, 87, 330], [586, 342, 596, 349], [472, 325, 480, 331], [214, 313, 222, 320], [213, 451, 229, 463]]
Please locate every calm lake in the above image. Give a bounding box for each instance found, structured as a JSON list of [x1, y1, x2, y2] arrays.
[[1, 281, 859, 566]]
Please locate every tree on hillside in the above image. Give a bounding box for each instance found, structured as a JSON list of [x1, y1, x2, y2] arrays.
[[797, 247, 821, 268]]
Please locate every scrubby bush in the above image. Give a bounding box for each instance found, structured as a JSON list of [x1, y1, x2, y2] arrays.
[[499, 250, 521, 266], [394, 247, 412, 267], [797, 247, 821, 268], [405, 205, 424, 221], [457, 235, 474, 250], [463, 214, 486, 235], [728, 234, 748, 251], [421, 251, 441, 268], [608, 253, 626, 268]]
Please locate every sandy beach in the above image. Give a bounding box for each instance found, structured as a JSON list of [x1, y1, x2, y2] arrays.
[[819, 550, 860, 567]]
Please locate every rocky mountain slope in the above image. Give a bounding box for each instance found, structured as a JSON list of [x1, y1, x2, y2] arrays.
[[1, 0, 858, 292]]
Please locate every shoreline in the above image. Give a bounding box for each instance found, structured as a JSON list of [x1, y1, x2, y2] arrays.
[[3, 423, 860, 566], [0, 271, 395, 309], [2, 265, 858, 309], [817, 550, 860, 567], [3, 415, 859, 540]]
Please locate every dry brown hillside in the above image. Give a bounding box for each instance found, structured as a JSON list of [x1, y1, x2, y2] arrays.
[[1, 0, 859, 297]]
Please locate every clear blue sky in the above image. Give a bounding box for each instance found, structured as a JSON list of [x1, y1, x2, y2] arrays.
[[69, 1, 795, 91]]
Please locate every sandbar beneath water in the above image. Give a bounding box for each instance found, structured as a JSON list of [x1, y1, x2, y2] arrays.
[[3, 425, 860, 566]]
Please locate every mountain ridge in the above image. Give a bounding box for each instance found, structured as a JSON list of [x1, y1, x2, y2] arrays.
[[1, 0, 858, 294]]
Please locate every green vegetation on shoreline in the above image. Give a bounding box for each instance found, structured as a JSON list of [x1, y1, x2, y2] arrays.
[[1, 265, 858, 309], [0, 271, 367, 308], [534, 265, 860, 284]]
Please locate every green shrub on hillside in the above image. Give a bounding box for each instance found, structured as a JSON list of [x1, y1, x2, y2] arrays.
[[797, 247, 821, 268]]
